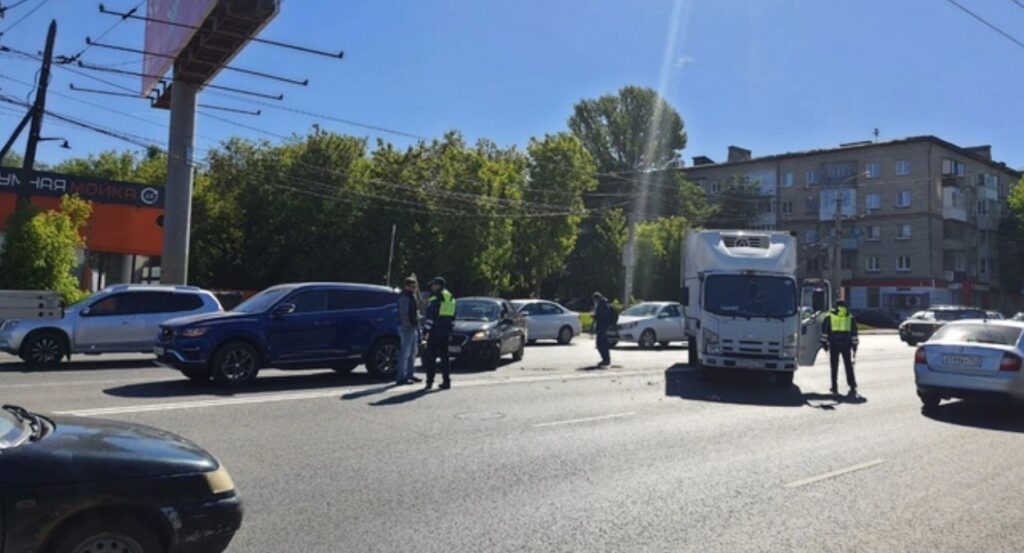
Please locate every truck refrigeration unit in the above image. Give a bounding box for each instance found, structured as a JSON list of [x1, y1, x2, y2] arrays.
[[681, 230, 830, 386]]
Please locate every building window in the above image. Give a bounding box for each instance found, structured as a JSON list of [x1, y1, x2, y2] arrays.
[[841, 254, 854, 270], [866, 162, 880, 179], [780, 201, 793, 215], [807, 257, 820, 272], [708, 181, 721, 194], [897, 191, 912, 208], [805, 229, 819, 244], [896, 160, 911, 176], [980, 258, 989, 276], [897, 255, 912, 271], [805, 197, 819, 214], [867, 256, 880, 272], [866, 193, 881, 211], [896, 224, 911, 240], [783, 172, 795, 187], [942, 158, 966, 177], [977, 200, 989, 216], [867, 287, 880, 308], [865, 225, 881, 241], [806, 170, 819, 185]]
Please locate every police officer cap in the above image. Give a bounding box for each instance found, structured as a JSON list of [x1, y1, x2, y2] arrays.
[[430, 276, 446, 288]]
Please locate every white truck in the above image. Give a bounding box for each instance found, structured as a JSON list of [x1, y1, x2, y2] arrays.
[[681, 230, 830, 386]]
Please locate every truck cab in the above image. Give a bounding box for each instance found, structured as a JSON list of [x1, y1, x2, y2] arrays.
[[681, 230, 829, 386]]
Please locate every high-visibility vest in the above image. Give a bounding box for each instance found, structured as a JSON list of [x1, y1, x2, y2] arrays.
[[829, 310, 853, 332], [431, 289, 456, 318]]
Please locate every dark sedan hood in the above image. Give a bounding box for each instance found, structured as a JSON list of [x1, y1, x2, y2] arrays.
[[163, 310, 256, 328], [452, 320, 497, 334], [0, 415, 218, 488]]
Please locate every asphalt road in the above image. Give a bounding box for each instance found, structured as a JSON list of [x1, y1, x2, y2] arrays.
[[4, 334, 1024, 552]]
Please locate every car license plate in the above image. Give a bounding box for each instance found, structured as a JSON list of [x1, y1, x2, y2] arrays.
[[153, 346, 165, 356], [943, 354, 981, 367], [448, 345, 461, 354], [737, 359, 760, 368]]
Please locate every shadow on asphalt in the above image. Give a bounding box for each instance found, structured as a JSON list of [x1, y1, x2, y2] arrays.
[[664, 364, 868, 409], [104, 370, 385, 398], [922, 401, 1024, 433], [369, 388, 442, 406], [0, 358, 158, 374]]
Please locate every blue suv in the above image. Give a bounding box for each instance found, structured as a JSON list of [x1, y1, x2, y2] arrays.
[[156, 283, 400, 386]]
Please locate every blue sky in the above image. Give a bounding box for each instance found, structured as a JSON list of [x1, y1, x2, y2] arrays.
[[1, 0, 1022, 169]]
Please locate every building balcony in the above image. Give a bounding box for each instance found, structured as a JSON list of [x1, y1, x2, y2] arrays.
[[942, 176, 967, 187], [977, 214, 999, 230], [942, 205, 967, 222], [943, 238, 966, 250]]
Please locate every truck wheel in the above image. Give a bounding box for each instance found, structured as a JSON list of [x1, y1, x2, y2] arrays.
[[775, 372, 794, 387], [21, 331, 66, 368], [48, 514, 162, 553], [211, 342, 260, 387], [687, 337, 699, 367], [366, 338, 400, 378], [638, 329, 657, 349]]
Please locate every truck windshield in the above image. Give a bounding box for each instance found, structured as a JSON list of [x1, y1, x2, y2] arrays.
[[704, 275, 797, 319]]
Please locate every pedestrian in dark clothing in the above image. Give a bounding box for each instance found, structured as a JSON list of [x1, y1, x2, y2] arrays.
[[821, 300, 859, 395], [593, 292, 613, 367], [423, 277, 456, 390], [396, 275, 422, 385]]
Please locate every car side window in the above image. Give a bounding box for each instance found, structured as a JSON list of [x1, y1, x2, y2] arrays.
[[664, 305, 681, 318], [327, 290, 396, 311], [521, 303, 541, 315], [539, 303, 562, 316], [288, 290, 329, 313], [87, 294, 133, 316], [132, 291, 204, 314]]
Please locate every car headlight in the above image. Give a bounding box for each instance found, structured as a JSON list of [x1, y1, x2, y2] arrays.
[[703, 328, 720, 354], [203, 465, 235, 495], [619, 322, 638, 330], [471, 330, 490, 342], [181, 327, 209, 338]]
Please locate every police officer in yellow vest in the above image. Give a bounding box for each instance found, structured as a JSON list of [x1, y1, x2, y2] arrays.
[[821, 300, 859, 395], [423, 276, 456, 390]]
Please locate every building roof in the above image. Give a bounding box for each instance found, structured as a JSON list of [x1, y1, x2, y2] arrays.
[[684, 136, 1022, 177]]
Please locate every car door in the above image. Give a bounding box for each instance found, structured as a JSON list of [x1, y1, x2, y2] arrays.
[[517, 302, 542, 338], [329, 290, 397, 359], [659, 304, 686, 341], [265, 289, 334, 365], [73, 293, 139, 352], [798, 280, 831, 366], [537, 302, 566, 339]]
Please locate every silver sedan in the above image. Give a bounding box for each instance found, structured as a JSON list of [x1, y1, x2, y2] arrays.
[[511, 300, 583, 345]]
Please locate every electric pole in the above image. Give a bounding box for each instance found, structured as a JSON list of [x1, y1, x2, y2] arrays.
[[160, 72, 198, 285], [19, 19, 57, 210]]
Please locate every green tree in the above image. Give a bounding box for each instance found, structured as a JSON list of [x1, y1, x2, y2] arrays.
[[50, 147, 167, 185], [1, 151, 22, 168], [705, 177, 765, 229], [0, 195, 91, 303], [1002, 176, 1024, 298], [511, 133, 597, 295]]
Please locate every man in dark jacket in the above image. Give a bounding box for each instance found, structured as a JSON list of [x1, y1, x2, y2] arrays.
[[593, 292, 614, 367], [821, 300, 859, 395], [395, 275, 422, 385], [423, 277, 456, 390]]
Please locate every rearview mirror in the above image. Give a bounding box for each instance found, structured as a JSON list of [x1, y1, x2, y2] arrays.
[[272, 303, 296, 318], [80, 307, 92, 317]]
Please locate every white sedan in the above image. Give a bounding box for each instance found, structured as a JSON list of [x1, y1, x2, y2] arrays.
[[511, 300, 583, 345], [914, 320, 1024, 408], [611, 302, 686, 349]]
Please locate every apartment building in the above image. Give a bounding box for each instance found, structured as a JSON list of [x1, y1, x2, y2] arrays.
[[683, 136, 1021, 316]]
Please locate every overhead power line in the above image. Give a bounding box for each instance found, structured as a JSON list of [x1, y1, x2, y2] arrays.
[[941, 0, 1024, 51], [0, 0, 49, 36], [57, 0, 144, 64]]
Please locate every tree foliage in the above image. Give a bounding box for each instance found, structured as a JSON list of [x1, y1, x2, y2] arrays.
[[0, 196, 92, 303]]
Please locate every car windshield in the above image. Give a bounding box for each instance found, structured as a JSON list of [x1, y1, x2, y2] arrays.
[[933, 310, 986, 321], [931, 324, 1023, 346], [456, 300, 502, 321], [233, 288, 291, 313], [0, 409, 28, 450], [622, 304, 662, 317], [510, 301, 527, 311], [704, 275, 797, 319]]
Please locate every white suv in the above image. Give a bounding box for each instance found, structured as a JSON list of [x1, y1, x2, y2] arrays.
[[0, 284, 221, 367]]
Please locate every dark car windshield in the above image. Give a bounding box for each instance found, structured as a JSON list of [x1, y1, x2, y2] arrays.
[[0, 409, 28, 450], [233, 288, 291, 313], [456, 300, 501, 321], [704, 275, 797, 319], [933, 310, 986, 321], [931, 324, 1023, 346]]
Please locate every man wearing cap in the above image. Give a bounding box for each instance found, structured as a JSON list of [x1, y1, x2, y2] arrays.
[[423, 276, 456, 390], [395, 275, 422, 385], [821, 299, 859, 395]]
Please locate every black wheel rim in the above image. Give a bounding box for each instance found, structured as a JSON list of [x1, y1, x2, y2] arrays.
[[375, 343, 399, 375], [640, 331, 655, 348], [72, 533, 144, 553], [220, 348, 256, 381], [29, 337, 61, 364]]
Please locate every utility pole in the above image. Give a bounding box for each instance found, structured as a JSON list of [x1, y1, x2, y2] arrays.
[[7, 19, 57, 211], [829, 172, 864, 302], [160, 73, 198, 285], [385, 223, 397, 287]]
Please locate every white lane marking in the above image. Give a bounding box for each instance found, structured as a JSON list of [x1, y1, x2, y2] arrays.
[[783, 459, 886, 489], [0, 378, 140, 390], [532, 411, 636, 428], [55, 370, 648, 417]]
